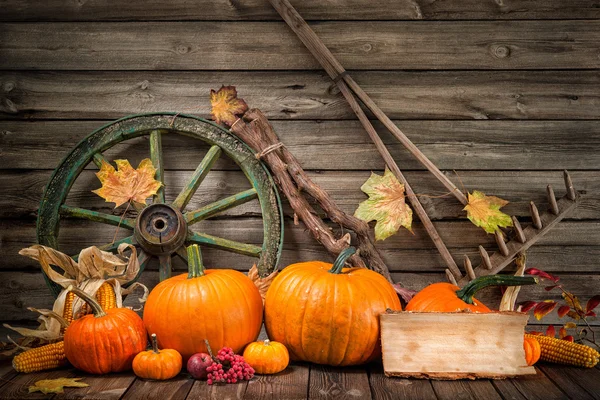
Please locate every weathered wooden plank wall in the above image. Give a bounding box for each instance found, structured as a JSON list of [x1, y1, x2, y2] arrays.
[[0, 0, 599, 332]]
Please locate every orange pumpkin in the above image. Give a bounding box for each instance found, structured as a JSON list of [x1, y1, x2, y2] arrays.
[[405, 275, 538, 312], [264, 247, 401, 366], [143, 245, 263, 361], [133, 334, 182, 380], [523, 336, 541, 366], [64, 286, 147, 374], [243, 339, 289, 375]]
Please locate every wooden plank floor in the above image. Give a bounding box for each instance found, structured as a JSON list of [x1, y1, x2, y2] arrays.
[[1, 362, 598, 400]]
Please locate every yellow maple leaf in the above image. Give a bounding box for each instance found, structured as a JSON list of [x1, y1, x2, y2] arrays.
[[29, 377, 88, 394], [210, 85, 249, 126], [354, 168, 413, 241], [92, 158, 162, 208], [463, 190, 513, 234]]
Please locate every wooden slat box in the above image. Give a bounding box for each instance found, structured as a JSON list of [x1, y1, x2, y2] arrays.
[[380, 311, 536, 380]]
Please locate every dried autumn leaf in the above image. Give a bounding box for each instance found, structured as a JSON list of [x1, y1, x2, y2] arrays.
[[559, 326, 567, 339], [587, 295, 600, 313], [546, 325, 556, 337], [29, 378, 88, 394], [534, 300, 557, 320], [210, 85, 249, 126], [354, 168, 413, 241], [463, 190, 512, 234], [562, 292, 584, 313], [92, 158, 162, 208], [525, 268, 560, 283], [392, 284, 418, 303], [519, 301, 538, 313], [564, 322, 577, 329], [557, 305, 571, 318], [563, 335, 575, 342], [248, 264, 278, 303]]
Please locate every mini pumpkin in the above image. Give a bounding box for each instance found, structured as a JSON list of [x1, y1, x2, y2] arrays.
[[143, 245, 263, 361], [405, 275, 538, 313], [264, 247, 401, 366], [243, 339, 289, 374], [523, 336, 541, 366], [133, 334, 182, 380], [64, 286, 147, 374]]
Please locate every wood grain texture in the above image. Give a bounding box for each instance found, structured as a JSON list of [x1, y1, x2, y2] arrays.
[[308, 364, 371, 399], [121, 375, 193, 400], [492, 367, 569, 400], [2, 0, 599, 21], [187, 380, 248, 400], [3, 120, 599, 171], [368, 363, 437, 400], [536, 364, 598, 400], [1, 169, 599, 221], [2, 21, 598, 70], [55, 372, 136, 399], [244, 362, 309, 399], [0, 369, 80, 399], [2, 71, 599, 120], [430, 380, 502, 400]]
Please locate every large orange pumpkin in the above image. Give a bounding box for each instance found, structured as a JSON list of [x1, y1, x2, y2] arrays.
[[64, 286, 147, 374], [264, 247, 401, 366], [405, 275, 538, 312], [143, 245, 263, 361]]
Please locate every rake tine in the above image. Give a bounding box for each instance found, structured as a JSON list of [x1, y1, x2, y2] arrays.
[[530, 201, 543, 230], [464, 254, 476, 280], [547, 185, 559, 215], [511, 216, 526, 243], [564, 170, 576, 200], [495, 229, 510, 256], [446, 269, 458, 285], [479, 245, 493, 270]]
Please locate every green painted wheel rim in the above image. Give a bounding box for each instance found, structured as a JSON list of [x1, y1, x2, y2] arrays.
[[37, 113, 284, 297]]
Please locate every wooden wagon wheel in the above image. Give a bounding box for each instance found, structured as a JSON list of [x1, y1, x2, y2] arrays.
[[37, 113, 284, 296]]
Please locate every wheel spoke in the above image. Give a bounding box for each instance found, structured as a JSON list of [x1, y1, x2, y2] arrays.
[[185, 188, 258, 225], [172, 145, 222, 211], [92, 152, 108, 168], [186, 232, 261, 257], [72, 235, 134, 261], [150, 130, 166, 204], [174, 247, 188, 263], [158, 254, 172, 281], [60, 205, 135, 230]]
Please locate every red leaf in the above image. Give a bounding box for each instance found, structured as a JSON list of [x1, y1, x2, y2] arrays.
[[559, 327, 567, 339], [562, 336, 574, 342], [586, 295, 600, 313], [557, 305, 571, 318], [525, 268, 559, 283], [546, 325, 556, 337], [544, 285, 561, 292], [392, 284, 417, 304], [519, 301, 538, 313], [586, 311, 597, 317], [534, 301, 557, 320]]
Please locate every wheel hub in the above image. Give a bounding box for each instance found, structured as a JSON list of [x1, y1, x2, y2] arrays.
[[134, 203, 187, 255]]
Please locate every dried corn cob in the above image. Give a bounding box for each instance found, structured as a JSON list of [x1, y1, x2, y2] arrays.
[[12, 341, 67, 373], [14, 283, 117, 373], [525, 334, 600, 368]]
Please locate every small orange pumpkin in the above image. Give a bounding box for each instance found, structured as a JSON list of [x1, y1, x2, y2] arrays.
[[64, 286, 147, 374], [264, 247, 401, 366], [523, 336, 541, 366], [243, 339, 289, 375], [133, 334, 183, 380], [405, 275, 538, 313]]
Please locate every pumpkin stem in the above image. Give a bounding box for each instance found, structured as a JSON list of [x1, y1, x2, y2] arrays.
[[328, 247, 357, 274], [66, 285, 107, 318], [187, 245, 205, 279], [151, 333, 160, 354], [264, 339, 271, 346], [456, 275, 538, 305]]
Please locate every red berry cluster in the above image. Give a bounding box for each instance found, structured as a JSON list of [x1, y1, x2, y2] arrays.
[[206, 347, 255, 385]]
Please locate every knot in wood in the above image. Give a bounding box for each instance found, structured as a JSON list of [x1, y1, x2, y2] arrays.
[[492, 45, 511, 59], [3, 82, 14, 92]]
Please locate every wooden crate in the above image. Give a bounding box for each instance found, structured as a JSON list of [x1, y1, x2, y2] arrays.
[[380, 311, 536, 380]]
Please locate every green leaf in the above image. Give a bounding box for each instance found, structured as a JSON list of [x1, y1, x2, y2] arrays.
[[463, 190, 513, 234], [354, 168, 413, 241]]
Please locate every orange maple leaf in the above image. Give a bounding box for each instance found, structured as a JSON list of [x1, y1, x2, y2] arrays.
[[92, 158, 162, 208], [210, 85, 248, 126]]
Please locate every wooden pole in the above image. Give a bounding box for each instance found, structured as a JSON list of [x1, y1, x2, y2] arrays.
[[268, 0, 468, 206]]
